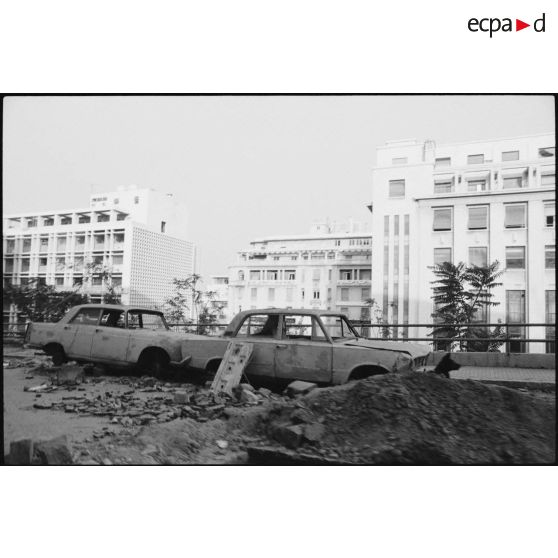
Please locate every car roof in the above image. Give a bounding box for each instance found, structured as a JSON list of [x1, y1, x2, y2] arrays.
[[232, 308, 348, 318], [70, 304, 162, 312]]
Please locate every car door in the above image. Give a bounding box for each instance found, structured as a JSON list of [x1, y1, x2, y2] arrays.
[[274, 314, 333, 383], [90, 308, 131, 364], [233, 313, 278, 379], [65, 307, 102, 359]]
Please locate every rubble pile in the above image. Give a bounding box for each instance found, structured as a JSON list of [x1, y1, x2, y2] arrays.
[[251, 373, 556, 464]]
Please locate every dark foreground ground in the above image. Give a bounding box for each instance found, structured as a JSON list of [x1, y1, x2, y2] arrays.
[[3, 348, 556, 465]]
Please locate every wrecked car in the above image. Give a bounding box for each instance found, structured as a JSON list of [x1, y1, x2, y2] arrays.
[[25, 304, 191, 374], [181, 308, 432, 384]]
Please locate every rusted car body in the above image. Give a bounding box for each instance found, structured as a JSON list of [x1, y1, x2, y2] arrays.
[[25, 304, 191, 374], [180, 308, 431, 384]]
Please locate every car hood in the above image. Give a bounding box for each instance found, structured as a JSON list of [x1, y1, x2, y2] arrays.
[[340, 338, 431, 359]]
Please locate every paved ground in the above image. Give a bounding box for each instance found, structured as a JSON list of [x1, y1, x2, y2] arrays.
[[451, 366, 555, 384]]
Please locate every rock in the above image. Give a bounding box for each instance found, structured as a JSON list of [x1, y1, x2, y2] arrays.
[[56, 364, 85, 385], [25, 383, 49, 392], [102, 458, 113, 465], [216, 440, 229, 450], [79, 459, 100, 465], [240, 390, 260, 405], [33, 401, 53, 409], [64, 405, 76, 413], [240, 383, 255, 392], [173, 391, 190, 405], [33, 435, 73, 465], [8, 439, 34, 465], [142, 445, 159, 456], [290, 408, 314, 424], [272, 424, 305, 449], [257, 387, 272, 397], [303, 423, 325, 443], [285, 381, 318, 398]]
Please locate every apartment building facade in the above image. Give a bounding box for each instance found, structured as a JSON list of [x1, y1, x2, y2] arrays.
[[3, 186, 195, 324], [370, 133, 555, 353], [228, 220, 372, 321]]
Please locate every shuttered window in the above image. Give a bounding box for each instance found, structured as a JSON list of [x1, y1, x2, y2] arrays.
[[506, 246, 526, 269], [433, 208, 452, 231], [469, 247, 488, 267], [504, 204, 526, 228], [468, 206, 488, 230], [389, 180, 405, 198]]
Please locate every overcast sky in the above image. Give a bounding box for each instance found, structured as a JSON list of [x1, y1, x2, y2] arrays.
[[3, 95, 554, 277]]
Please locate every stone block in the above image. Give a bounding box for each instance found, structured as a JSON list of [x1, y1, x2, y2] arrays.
[[285, 381, 318, 397], [303, 423, 325, 443], [9, 439, 34, 465], [272, 424, 304, 449]]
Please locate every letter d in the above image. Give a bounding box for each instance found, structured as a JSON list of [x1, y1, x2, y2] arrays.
[[534, 13, 545, 32]]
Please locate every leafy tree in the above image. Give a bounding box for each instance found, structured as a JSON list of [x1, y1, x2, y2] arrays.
[[164, 275, 225, 334], [3, 278, 88, 323], [430, 260, 505, 351], [363, 297, 391, 339]]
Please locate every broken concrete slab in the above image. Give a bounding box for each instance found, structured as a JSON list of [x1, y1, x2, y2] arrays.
[[33, 435, 73, 465], [272, 424, 305, 449], [285, 381, 318, 397], [303, 422, 325, 443], [173, 391, 190, 405]]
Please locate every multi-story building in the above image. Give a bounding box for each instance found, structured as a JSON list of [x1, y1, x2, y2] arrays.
[[206, 275, 230, 322], [370, 133, 555, 353], [3, 185, 195, 324], [228, 220, 372, 321]]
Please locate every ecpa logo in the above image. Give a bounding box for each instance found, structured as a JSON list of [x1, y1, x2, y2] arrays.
[[468, 13, 546, 37]]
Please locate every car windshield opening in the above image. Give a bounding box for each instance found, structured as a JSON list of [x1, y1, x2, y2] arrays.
[[127, 311, 168, 330], [320, 315, 359, 340]]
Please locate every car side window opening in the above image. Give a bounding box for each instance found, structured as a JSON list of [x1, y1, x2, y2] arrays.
[[127, 311, 168, 330], [320, 315, 359, 340], [100, 309, 125, 328], [70, 308, 102, 325], [283, 315, 328, 342], [237, 314, 279, 338]]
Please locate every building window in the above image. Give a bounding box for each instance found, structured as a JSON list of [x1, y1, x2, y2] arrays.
[[112, 277, 122, 287], [546, 291, 555, 353], [75, 236, 85, 249], [27, 217, 37, 228], [114, 198, 119, 205], [468, 206, 488, 230], [502, 150, 519, 161], [313, 290, 320, 299], [503, 176, 524, 189], [469, 247, 488, 267], [55, 277, 64, 286], [434, 181, 453, 194], [467, 154, 485, 165], [389, 179, 405, 198], [435, 157, 451, 168], [6, 239, 15, 253], [545, 245, 555, 269], [340, 269, 352, 280], [504, 204, 526, 229], [362, 287, 370, 299], [112, 255, 123, 265], [301, 289, 305, 299], [340, 288, 349, 301], [506, 290, 526, 353], [21, 258, 30, 272], [433, 207, 452, 231], [249, 270, 261, 280], [334, 240, 341, 246], [238, 270, 244, 281], [286, 270, 296, 281], [39, 237, 49, 251], [312, 268, 320, 281], [44, 218, 54, 226], [392, 157, 407, 165], [539, 147, 555, 158], [92, 276, 103, 286], [134, 196, 139, 204], [22, 238, 32, 253], [78, 215, 90, 224], [505, 246, 526, 269], [161, 221, 166, 233], [433, 248, 452, 265], [251, 287, 257, 300], [60, 216, 72, 225], [545, 203, 555, 227], [97, 214, 110, 223], [541, 174, 556, 187], [360, 269, 371, 280], [467, 180, 487, 192], [116, 213, 127, 221], [267, 270, 278, 281], [57, 237, 67, 251], [114, 233, 125, 244]]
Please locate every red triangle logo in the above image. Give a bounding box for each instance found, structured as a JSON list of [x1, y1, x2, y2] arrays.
[[516, 19, 530, 31]]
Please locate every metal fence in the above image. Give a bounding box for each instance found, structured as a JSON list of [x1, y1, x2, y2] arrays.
[[6, 320, 554, 353]]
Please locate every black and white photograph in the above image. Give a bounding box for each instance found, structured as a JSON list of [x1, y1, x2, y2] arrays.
[[2, 95, 555, 466]]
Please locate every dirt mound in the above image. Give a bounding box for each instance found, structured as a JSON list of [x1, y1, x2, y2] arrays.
[[258, 373, 556, 464]]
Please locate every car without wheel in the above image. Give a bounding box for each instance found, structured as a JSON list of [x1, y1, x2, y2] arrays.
[[180, 308, 432, 385], [25, 304, 192, 375]]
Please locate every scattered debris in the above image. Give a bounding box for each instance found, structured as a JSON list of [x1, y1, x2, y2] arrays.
[[285, 381, 318, 398]]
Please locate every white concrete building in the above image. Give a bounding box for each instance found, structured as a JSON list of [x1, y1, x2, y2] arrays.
[[3, 186, 195, 323], [370, 133, 555, 353], [206, 275, 230, 322], [228, 220, 372, 321]]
